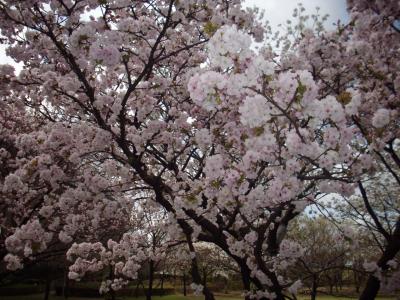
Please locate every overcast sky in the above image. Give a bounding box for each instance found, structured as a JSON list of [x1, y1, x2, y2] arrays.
[[0, 1, 349, 67], [244, 0, 349, 29]]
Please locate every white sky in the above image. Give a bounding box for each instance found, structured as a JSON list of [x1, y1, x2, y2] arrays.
[[0, 45, 13, 65], [244, 0, 349, 29], [0, 1, 349, 67]]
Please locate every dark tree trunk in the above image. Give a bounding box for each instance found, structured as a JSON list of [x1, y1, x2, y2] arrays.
[[146, 260, 154, 300], [110, 289, 116, 300], [190, 262, 214, 300], [202, 268, 207, 288], [44, 278, 52, 300], [185, 234, 215, 300], [63, 268, 69, 299], [108, 267, 116, 300], [325, 274, 333, 295], [359, 219, 400, 300], [135, 280, 140, 298], [311, 275, 318, 300], [183, 273, 187, 296], [239, 263, 251, 300], [334, 273, 339, 293], [237, 259, 287, 300], [354, 269, 362, 294], [160, 272, 164, 296], [202, 285, 215, 300]]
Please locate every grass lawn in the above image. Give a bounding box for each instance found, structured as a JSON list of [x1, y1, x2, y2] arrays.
[[0, 294, 398, 300]]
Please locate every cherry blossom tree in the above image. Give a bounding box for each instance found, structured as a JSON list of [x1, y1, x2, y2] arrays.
[[0, 67, 135, 289], [324, 169, 400, 298], [0, 0, 399, 300], [287, 217, 352, 300], [302, 2, 400, 298]]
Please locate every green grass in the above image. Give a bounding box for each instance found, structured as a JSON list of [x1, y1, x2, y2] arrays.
[[0, 294, 398, 300], [296, 297, 395, 300]]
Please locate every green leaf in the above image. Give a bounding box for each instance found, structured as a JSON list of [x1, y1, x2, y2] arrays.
[[203, 22, 219, 36]]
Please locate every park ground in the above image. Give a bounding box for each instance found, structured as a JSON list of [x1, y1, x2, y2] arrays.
[[1, 294, 398, 300]]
